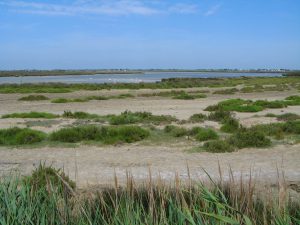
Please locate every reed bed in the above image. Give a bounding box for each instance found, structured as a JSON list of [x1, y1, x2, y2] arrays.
[[0, 165, 299, 225]]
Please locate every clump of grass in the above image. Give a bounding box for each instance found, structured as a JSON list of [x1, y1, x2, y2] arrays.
[[24, 163, 75, 195], [164, 125, 188, 137], [203, 140, 234, 153], [213, 88, 238, 95], [18, 95, 49, 101], [0, 127, 46, 145], [228, 129, 271, 148], [220, 118, 240, 133], [194, 128, 218, 141], [50, 125, 149, 144], [109, 111, 177, 125], [285, 95, 300, 106], [2, 112, 59, 119], [265, 113, 277, 117], [51, 98, 69, 103], [188, 113, 207, 123], [254, 100, 287, 109], [205, 98, 291, 113], [172, 93, 195, 100], [277, 113, 300, 121], [51, 98, 89, 103], [207, 109, 233, 122], [250, 120, 300, 137], [62, 111, 100, 120]]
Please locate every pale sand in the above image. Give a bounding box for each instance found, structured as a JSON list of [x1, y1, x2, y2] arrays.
[[0, 88, 299, 188]]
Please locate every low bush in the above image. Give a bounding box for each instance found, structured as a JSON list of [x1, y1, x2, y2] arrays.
[[220, 118, 240, 133], [265, 113, 276, 117], [173, 93, 195, 100], [254, 100, 287, 109], [205, 98, 294, 113], [164, 125, 188, 137], [188, 113, 207, 123], [0, 127, 46, 145], [277, 113, 300, 121], [208, 109, 233, 122], [2, 112, 59, 119], [109, 111, 177, 125], [62, 111, 100, 119], [203, 140, 234, 153], [195, 128, 218, 142], [51, 98, 69, 103], [50, 125, 149, 144], [18, 95, 49, 101], [213, 88, 238, 95], [228, 129, 271, 149]]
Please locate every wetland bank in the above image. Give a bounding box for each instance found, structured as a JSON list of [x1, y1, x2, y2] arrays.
[[1, 75, 300, 224]]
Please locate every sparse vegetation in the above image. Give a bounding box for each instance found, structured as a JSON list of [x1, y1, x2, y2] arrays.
[[2, 77, 299, 93], [203, 140, 234, 153], [164, 125, 188, 137], [228, 129, 271, 148], [205, 98, 296, 113], [213, 88, 238, 95], [194, 128, 219, 141], [18, 95, 49, 101], [188, 113, 207, 123], [50, 125, 149, 144], [51, 94, 135, 103], [220, 118, 240, 133], [2, 112, 59, 119], [109, 111, 177, 125]]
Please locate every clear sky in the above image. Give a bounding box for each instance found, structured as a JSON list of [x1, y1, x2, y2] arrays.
[[0, 0, 299, 70]]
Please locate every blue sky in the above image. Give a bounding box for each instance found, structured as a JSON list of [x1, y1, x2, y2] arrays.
[[0, 0, 299, 70]]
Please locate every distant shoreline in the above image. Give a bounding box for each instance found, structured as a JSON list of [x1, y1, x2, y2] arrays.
[[0, 69, 287, 77]]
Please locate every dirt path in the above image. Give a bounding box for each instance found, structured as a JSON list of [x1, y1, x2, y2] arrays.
[[0, 144, 299, 188]]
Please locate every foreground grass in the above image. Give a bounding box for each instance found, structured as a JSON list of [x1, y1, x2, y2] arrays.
[[1, 77, 300, 93], [0, 164, 299, 224]]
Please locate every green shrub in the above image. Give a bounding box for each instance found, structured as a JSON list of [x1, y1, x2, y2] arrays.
[[188, 113, 207, 123], [18, 95, 49, 101], [220, 118, 240, 133], [208, 110, 232, 122], [195, 128, 218, 142], [203, 140, 234, 153], [87, 96, 109, 100], [213, 88, 238, 95], [51, 98, 69, 103], [228, 129, 271, 149], [173, 93, 195, 100], [109, 111, 177, 125], [164, 125, 188, 137], [0, 127, 46, 145], [62, 111, 99, 119], [50, 125, 149, 144], [2, 112, 59, 119], [265, 113, 276, 117], [277, 113, 300, 121], [254, 100, 287, 109]]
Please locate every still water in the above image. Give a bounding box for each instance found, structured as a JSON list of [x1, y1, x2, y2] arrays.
[[0, 72, 282, 84]]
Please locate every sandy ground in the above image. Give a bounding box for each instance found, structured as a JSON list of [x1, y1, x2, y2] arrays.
[[0, 88, 300, 188]]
